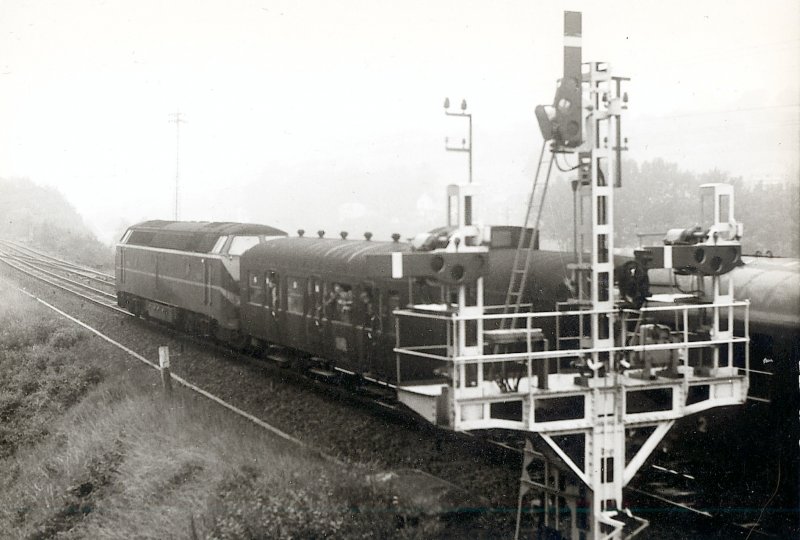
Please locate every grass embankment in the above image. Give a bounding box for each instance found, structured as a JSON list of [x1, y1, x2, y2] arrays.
[[0, 282, 442, 539]]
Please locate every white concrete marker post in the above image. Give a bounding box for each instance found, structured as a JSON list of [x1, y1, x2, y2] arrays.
[[159, 346, 173, 399]]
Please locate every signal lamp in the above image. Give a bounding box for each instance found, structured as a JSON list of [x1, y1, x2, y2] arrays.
[[542, 75, 582, 147], [535, 105, 556, 141]]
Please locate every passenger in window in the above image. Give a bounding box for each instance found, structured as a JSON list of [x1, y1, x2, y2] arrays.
[[266, 274, 279, 314], [324, 284, 340, 319], [359, 290, 374, 318], [337, 287, 353, 323], [385, 292, 402, 327], [360, 290, 381, 340], [388, 292, 401, 311]]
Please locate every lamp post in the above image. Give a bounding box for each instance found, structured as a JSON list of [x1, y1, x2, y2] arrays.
[[444, 98, 472, 184]]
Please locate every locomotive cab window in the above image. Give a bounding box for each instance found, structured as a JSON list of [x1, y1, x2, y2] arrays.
[[126, 230, 155, 246], [228, 235, 261, 256], [248, 271, 265, 305], [211, 235, 228, 254]]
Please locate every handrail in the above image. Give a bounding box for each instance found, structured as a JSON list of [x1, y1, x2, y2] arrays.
[[396, 336, 749, 365], [394, 300, 750, 322]]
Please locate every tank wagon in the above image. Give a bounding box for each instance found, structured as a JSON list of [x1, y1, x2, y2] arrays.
[[116, 220, 286, 342], [649, 255, 800, 401]]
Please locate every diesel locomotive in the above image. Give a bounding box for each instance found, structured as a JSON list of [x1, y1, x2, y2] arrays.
[[115, 220, 287, 344]]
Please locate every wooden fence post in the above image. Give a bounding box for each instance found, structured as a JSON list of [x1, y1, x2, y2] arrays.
[[159, 346, 173, 399]]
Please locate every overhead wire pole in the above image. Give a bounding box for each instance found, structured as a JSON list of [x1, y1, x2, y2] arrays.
[[168, 111, 186, 220]]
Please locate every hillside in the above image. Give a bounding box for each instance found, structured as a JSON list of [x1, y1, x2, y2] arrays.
[[0, 177, 112, 268]]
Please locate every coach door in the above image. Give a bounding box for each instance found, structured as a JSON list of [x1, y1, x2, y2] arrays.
[[285, 276, 305, 350], [265, 271, 281, 341], [326, 280, 355, 367], [356, 283, 380, 376], [307, 277, 325, 354]]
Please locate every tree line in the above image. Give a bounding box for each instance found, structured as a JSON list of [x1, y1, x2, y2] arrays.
[[542, 159, 799, 257]]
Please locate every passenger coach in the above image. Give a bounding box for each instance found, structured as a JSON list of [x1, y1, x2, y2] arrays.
[[239, 235, 412, 381], [237, 227, 556, 383]]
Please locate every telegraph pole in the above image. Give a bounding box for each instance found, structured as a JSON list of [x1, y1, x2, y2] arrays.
[[168, 111, 185, 220]]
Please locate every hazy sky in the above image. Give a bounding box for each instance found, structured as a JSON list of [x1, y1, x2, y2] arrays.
[[0, 0, 797, 242]]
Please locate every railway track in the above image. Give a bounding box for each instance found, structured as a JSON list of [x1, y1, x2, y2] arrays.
[[0, 242, 778, 538], [0, 241, 122, 313], [1, 240, 115, 284]]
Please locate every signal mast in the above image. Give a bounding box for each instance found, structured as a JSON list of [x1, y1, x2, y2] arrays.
[[385, 10, 749, 539]]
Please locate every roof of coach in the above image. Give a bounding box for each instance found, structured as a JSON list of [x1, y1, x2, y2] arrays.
[[127, 220, 286, 236], [241, 237, 410, 277]]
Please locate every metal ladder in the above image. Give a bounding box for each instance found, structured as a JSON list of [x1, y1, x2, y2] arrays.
[[498, 141, 555, 328], [492, 142, 555, 392]]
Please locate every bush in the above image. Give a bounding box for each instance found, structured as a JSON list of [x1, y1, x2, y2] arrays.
[[49, 327, 86, 349], [0, 289, 105, 458]]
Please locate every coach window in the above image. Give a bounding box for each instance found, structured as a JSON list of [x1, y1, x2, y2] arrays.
[[248, 271, 265, 305], [266, 271, 280, 310], [211, 236, 228, 254], [324, 282, 353, 323], [228, 235, 261, 256], [287, 277, 304, 315], [308, 278, 323, 316], [359, 285, 376, 324], [382, 291, 401, 333]]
